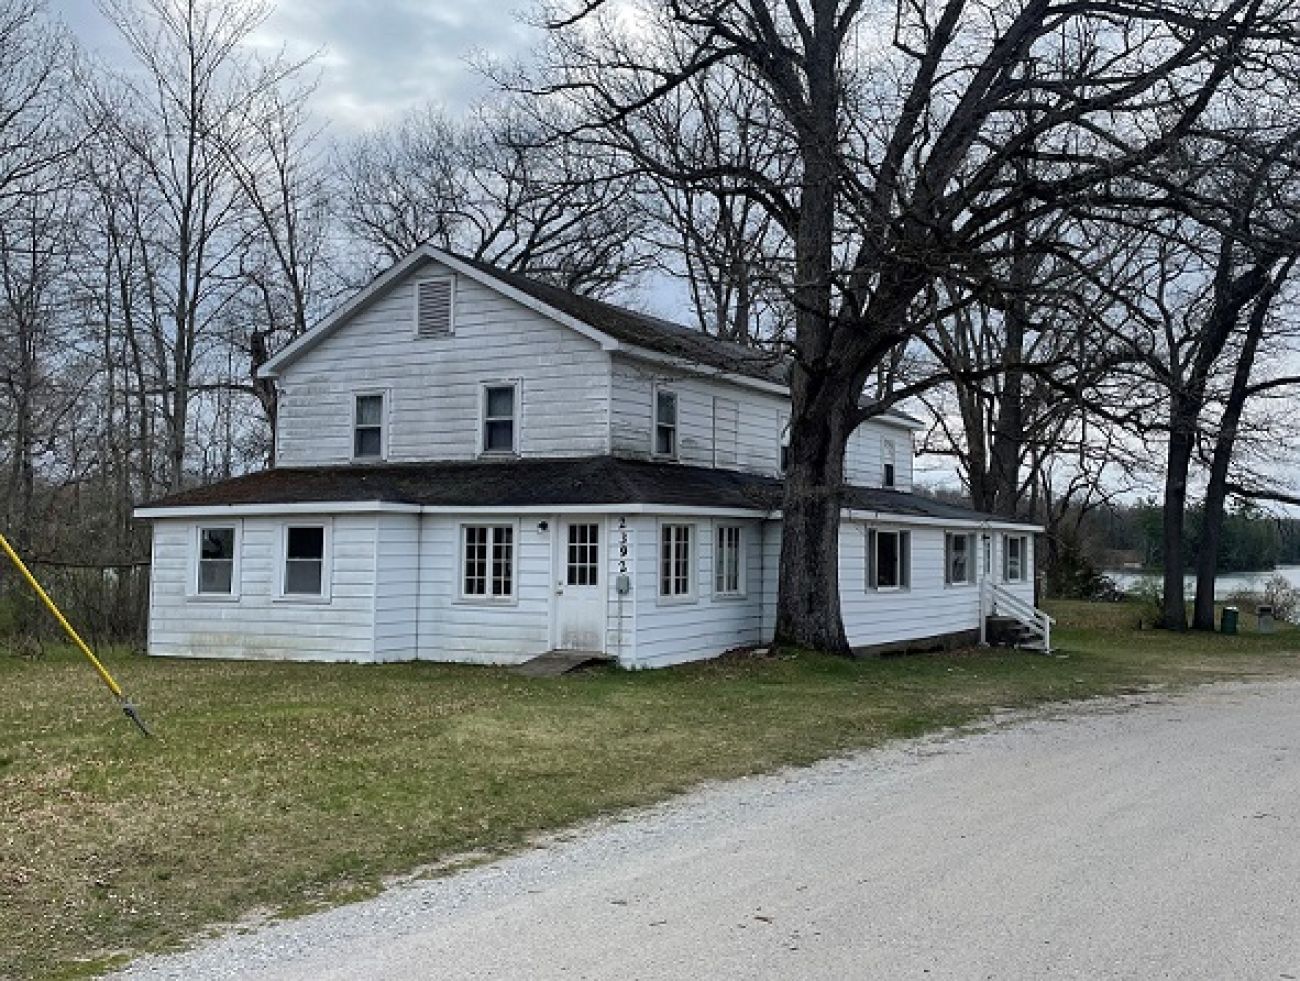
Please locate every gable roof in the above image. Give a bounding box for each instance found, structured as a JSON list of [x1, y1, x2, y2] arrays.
[[257, 245, 924, 429], [135, 456, 1037, 530]]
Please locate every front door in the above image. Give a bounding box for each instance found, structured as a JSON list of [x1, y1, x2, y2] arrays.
[[554, 519, 606, 651]]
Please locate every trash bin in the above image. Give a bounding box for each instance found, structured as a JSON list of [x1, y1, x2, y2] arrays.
[[1257, 605, 1274, 634], [1222, 606, 1239, 635]]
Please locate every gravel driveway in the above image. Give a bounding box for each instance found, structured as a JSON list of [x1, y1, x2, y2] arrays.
[[111, 679, 1300, 980]]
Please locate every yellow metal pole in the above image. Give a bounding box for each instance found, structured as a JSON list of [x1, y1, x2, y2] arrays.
[[0, 531, 151, 735]]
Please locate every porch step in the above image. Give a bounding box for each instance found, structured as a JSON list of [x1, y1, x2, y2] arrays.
[[512, 650, 613, 678]]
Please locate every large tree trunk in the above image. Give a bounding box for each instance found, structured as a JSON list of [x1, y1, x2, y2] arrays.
[[1192, 271, 1280, 629], [773, 368, 859, 654], [1160, 401, 1197, 630]]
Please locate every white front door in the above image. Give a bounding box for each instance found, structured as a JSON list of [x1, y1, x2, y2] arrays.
[[554, 519, 606, 652]]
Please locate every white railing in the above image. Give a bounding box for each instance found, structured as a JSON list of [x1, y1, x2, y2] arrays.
[[981, 580, 1054, 653]]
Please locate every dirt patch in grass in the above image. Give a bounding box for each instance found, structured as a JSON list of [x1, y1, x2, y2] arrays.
[[3, 610, 1299, 979]]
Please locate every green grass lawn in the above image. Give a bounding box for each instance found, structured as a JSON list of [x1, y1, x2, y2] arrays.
[[3, 603, 1299, 979]]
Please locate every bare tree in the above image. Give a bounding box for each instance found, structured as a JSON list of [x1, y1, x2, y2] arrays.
[[518, 0, 1295, 652], [337, 100, 650, 297]]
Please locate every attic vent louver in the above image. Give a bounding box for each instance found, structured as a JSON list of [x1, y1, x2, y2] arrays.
[[415, 277, 454, 337]]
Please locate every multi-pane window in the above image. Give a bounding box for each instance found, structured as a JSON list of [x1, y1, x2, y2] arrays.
[[945, 532, 975, 585], [197, 527, 236, 594], [715, 525, 744, 596], [483, 384, 517, 454], [654, 389, 678, 458], [660, 523, 693, 598], [354, 394, 384, 459], [284, 526, 325, 595], [1004, 534, 1028, 582], [883, 439, 897, 488], [463, 525, 514, 598], [566, 523, 600, 586], [868, 529, 910, 590]]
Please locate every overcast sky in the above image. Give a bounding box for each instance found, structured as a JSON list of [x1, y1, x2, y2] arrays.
[[56, 0, 543, 131]]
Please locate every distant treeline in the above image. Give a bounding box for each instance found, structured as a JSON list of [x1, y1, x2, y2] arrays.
[[1084, 501, 1300, 573]]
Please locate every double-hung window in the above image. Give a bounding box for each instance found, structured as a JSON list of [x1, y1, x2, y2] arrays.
[[197, 526, 237, 596], [354, 393, 385, 459], [283, 525, 327, 597], [867, 528, 910, 590], [945, 532, 976, 586], [882, 439, 897, 488], [654, 389, 678, 458], [462, 524, 514, 599], [660, 522, 694, 599], [778, 417, 791, 474], [482, 384, 517, 454], [714, 524, 744, 597], [1004, 534, 1028, 583]]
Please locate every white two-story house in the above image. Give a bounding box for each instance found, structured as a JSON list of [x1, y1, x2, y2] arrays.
[[134, 246, 1045, 668]]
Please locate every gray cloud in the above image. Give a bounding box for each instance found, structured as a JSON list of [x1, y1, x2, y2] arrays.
[[54, 0, 543, 132]]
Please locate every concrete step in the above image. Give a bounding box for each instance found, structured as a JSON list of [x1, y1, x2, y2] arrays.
[[512, 650, 613, 678]]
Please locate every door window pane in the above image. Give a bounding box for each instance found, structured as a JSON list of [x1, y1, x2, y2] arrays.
[[567, 523, 600, 586]]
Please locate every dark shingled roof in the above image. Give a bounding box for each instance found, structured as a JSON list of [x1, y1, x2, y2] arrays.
[[455, 255, 790, 386], [140, 456, 1018, 525]]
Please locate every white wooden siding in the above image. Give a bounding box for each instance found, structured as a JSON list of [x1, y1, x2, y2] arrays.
[[276, 258, 611, 466], [628, 515, 766, 668], [414, 514, 552, 665], [609, 352, 913, 487], [373, 514, 420, 661], [147, 516, 378, 662]]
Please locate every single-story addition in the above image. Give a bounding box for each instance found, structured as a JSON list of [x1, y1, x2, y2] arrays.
[[136, 456, 1046, 669]]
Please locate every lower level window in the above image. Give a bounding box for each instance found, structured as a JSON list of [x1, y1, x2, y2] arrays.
[[868, 528, 910, 590], [1004, 534, 1028, 582], [946, 532, 975, 585], [463, 524, 514, 598], [284, 526, 326, 595], [660, 523, 693, 598], [715, 524, 743, 596], [198, 527, 236, 594]]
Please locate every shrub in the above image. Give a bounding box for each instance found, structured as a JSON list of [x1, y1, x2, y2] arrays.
[[1263, 575, 1299, 622]]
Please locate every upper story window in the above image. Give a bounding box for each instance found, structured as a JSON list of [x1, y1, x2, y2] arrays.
[[882, 438, 897, 488], [283, 525, 328, 597], [1004, 534, 1028, 583], [482, 383, 518, 455], [779, 417, 791, 474], [945, 532, 976, 586], [654, 389, 678, 459], [415, 276, 454, 338], [353, 393, 385, 460], [868, 528, 910, 590], [197, 526, 238, 596]]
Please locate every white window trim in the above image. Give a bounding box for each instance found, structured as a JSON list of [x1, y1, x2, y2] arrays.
[[188, 521, 242, 601], [274, 519, 334, 604], [412, 275, 456, 337], [479, 379, 521, 457], [712, 522, 747, 600], [867, 526, 911, 592], [657, 519, 697, 604], [945, 531, 976, 587], [351, 389, 389, 462], [1004, 533, 1029, 583], [882, 438, 897, 488], [652, 385, 679, 461], [456, 521, 519, 605]]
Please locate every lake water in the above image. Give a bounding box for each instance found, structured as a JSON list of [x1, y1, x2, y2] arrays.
[[1105, 565, 1300, 601]]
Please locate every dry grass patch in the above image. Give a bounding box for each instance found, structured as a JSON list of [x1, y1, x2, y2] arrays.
[[3, 609, 1299, 978]]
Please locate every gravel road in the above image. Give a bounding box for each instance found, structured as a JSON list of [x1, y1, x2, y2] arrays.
[[111, 679, 1300, 980]]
